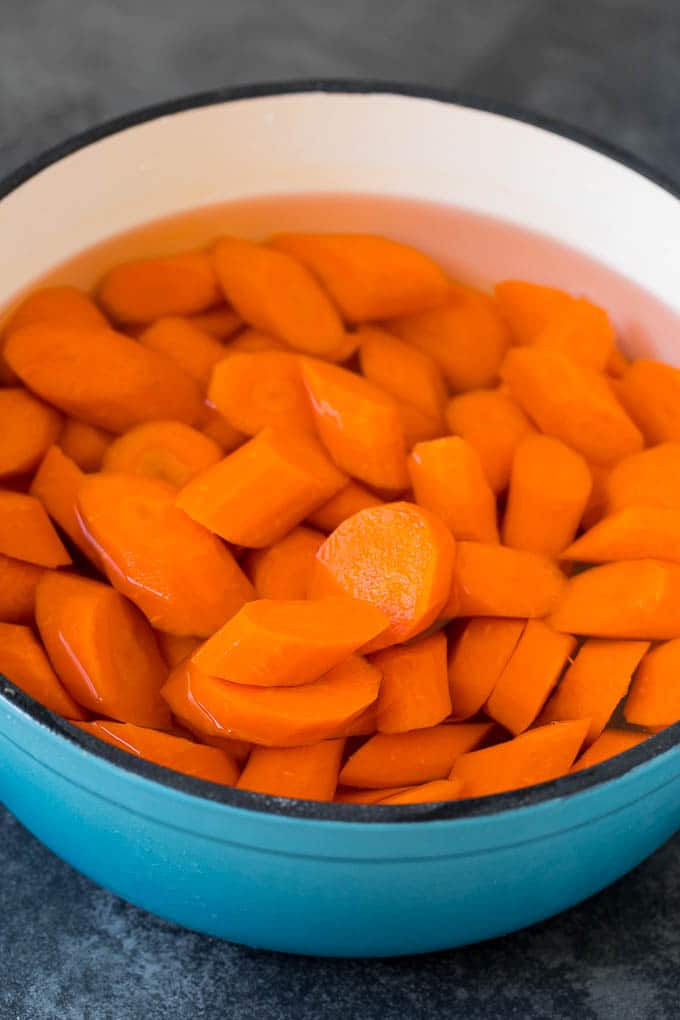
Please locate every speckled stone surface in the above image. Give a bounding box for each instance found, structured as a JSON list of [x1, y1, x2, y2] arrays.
[[2, 2, 680, 1016]]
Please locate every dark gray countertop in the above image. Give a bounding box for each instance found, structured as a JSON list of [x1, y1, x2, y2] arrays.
[[2, 2, 680, 1016]]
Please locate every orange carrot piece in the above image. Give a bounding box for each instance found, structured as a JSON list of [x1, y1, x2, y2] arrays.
[[156, 632, 202, 669], [237, 739, 345, 800], [398, 402, 445, 449], [452, 720, 589, 796], [197, 403, 246, 453], [408, 436, 499, 543], [0, 621, 87, 719], [533, 298, 615, 371], [198, 734, 253, 763], [485, 620, 576, 734], [213, 237, 348, 359], [271, 233, 449, 321], [102, 420, 223, 488], [377, 778, 463, 805], [357, 325, 447, 425], [445, 388, 535, 493], [0, 492, 71, 568], [448, 618, 526, 719], [617, 359, 680, 443], [4, 322, 203, 433], [29, 446, 93, 559], [307, 480, 383, 532], [0, 554, 44, 624], [372, 631, 450, 733], [331, 700, 378, 737], [563, 505, 680, 564], [335, 786, 412, 804], [188, 306, 242, 340], [541, 639, 649, 743], [36, 571, 170, 727], [244, 526, 325, 600], [606, 348, 630, 378], [494, 281, 575, 344], [581, 463, 611, 530], [139, 316, 226, 386], [339, 722, 493, 788], [310, 501, 456, 651], [176, 426, 347, 548], [2, 285, 108, 335], [605, 443, 680, 514], [98, 252, 220, 322], [78, 472, 253, 636], [550, 560, 680, 639], [300, 357, 409, 491], [571, 728, 648, 771], [624, 639, 680, 728], [502, 434, 592, 556], [451, 542, 566, 620], [58, 419, 111, 472], [208, 351, 315, 436], [0, 387, 62, 479], [226, 328, 292, 354], [192, 597, 388, 686]]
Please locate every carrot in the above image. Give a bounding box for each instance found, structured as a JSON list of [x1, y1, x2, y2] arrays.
[[408, 436, 499, 543], [4, 322, 203, 433], [307, 480, 383, 532], [0, 388, 62, 478], [102, 420, 223, 488], [213, 237, 348, 360], [502, 435, 592, 556], [309, 501, 456, 651], [357, 325, 447, 426], [485, 620, 577, 734], [332, 701, 378, 737], [616, 359, 680, 443], [58, 419, 111, 471], [581, 463, 611, 530], [563, 505, 680, 564], [197, 403, 246, 453], [244, 526, 325, 600], [191, 597, 389, 686], [450, 541, 566, 620], [605, 443, 680, 514], [188, 305, 242, 340], [571, 728, 648, 771], [448, 618, 526, 719], [156, 632, 202, 669], [139, 316, 226, 386], [541, 639, 649, 743], [2, 284, 108, 334], [533, 298, 615, 371], [176, 426, 347, 547], [335, 786, 412, 804], [372, 631, 451, 733], [377, 779, 463, 805], [389, 291, 511, 392], [237, 739, 344, 800], [78, 472, 253, 636], [36, 571, 170, 727], [98, 251, 220, 322], [0, 554, 44, 624], [339, 722, 493, 788], [226, 328, 292, 354], [501, 346, 643, 466], [29, 446, 94, 559], [0, 491, 71, 568], [624, 639, 680, 728], [445, 388, 534, 493], [494, 281, 575, 344], [549, 559, 680, 639], [0, 622, 87, 719], [208, 351, 315, 436], [606, 348, 630, 378], [270, 233, 449, 321], [399, 402, 445, 448], [198, 734, 253, 763]]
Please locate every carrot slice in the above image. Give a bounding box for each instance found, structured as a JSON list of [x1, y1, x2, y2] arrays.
[[310, 501, 456, 651], [339, 722, 493, 788], [624, 639, 680, 728], [2, 284, 108, 335], [448, 618, 526, 720], [36, 572, 170, 727], [0, 554, 44, 624], [541, 639, 649, 743], [0, 621, 87, 719], [332, 701, 378, 738], [29, 446, 95, 559], [533, 298, 615, 371], [445, 388, 534, 493], [98, 252, 220, 322], [58, 419, 111, 471], [408, 436, 499, 543], [0, 492, 71, 568], [377, 778, 463, 805], [197, 403, 246, 453], [335, 786, 412, 804], [244, 526, 325, 600], [617, 359, 680, 443], [357, 325, 447, 425], [605, 443, 680, 514], [192, 597, 388, 686], [494, 281, 575, 344], [78, 472, 253, 636], [372, 631, 451, 733], [572, 729, 648, 771], [270, 233, 449, 321], [237, 739, 345, 800], [102, 420, 223, 488], [582, 463, 611, 530], [451, 542, 566, 619], [140, 316, 226, 386], [307, 480, 383, 532], [0, 388, 62, 479], [208, 351, 315, 436], [226, 328, 292, 354], [550, 559, 680, 639], [563, 505, 680, 564], [502, 435, 592, 556], [198, 734, 253, 763], [156, 632, 202, 669], [300, 357, 409, 491], [188, 306, 242, 340], [398, 402, 445, 449]]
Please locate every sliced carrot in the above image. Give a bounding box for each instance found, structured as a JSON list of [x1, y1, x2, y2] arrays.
[[226, 328, 292, 354], [4, 322, 203, 433], [582, 463, 611, 530], [533, 298, 615, 371], [198, 734, 253, 763], [606, 348, 630, 378], [244, 526, 325, 600], [270, 233, 449, 321], [78, 472, 253, 636], [616, 359, 680, 443], [448, 618, 526, 719], [485, 620, 577, 734], [445, 388, 534, 493], [140, 316, 226, 386], [197, 403, 246, 453], [563, 505, 680, 564], [335, 786, 412, 804], [0, 554, 44, 624], [102, 420, 223, 488], [399, 402, 445, 448], [176, 426, 347, 547], [605, 443, 680, 514], [624, 639, 680, 728], [0, 387, 62, 479], [372, 631, 450, 733], [156, 632, 202, 669], [541, 639, 649, 743], [494, 280, 575, 344], [0, 492, 71, 568], [571, 728, 648, 771], [502, 434, 592, 556], [0, 622, 87, 719], [188, 305, 242, 340], [58, 419, 111, 472], [331, 700, 378, 737], [339, 722, 493, 788], [29, 446, 93, 559], [208, 351, 315, 436], [98, 251, 220, 322], [377, 778, 463, 804], [549, 560, 680, 639], [408, 436, 499, 543], [300, 357, 409, 491], [237, 740, 344, 800], [451, 542, 566, 619], [307, 480, 383, 532], [309, 501, 456, 651], [451, 719, 590, 796], [213, 237, 348, 359], [2, 284, 108, 334], [36, 571, 170, 727], [357, 325, 447, 425], [191, 597, 388, 686]]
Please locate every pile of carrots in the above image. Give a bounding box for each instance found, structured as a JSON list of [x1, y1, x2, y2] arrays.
[[0, 228, 678, 807]]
